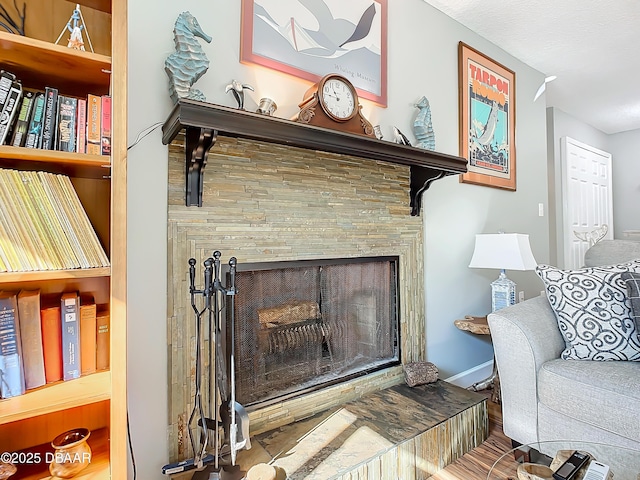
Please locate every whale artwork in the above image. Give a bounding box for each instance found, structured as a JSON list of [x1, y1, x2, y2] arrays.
[[165, 12, 212, 104]]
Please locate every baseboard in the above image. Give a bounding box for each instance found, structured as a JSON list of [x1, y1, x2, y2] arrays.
[[444, 359, 493, 389]]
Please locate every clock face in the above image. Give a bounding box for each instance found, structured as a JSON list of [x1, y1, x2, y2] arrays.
[[320, 77, 356, 120]]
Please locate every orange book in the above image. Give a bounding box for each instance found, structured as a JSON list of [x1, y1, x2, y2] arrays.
[[17, 289, 45, 389], [86, 94, 101, 155], [80, 296, 97, 375], [40, 299, 62, 383], [96, 304, 109, 371]]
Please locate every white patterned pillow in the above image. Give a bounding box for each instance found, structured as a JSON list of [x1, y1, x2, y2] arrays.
[[536, 260, 640, 361]]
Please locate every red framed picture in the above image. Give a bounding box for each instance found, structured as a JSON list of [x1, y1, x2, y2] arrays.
[[240, 0, 388, 106], [459, 42, 516, 190]]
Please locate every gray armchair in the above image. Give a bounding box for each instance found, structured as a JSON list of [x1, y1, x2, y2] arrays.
[[487, 240, 640, 463]]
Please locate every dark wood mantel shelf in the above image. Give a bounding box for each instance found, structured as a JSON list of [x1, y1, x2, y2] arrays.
[[162, 99, 468, 215]]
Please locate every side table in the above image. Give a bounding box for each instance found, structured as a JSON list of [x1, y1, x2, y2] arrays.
[[453, 315, 500, 403]]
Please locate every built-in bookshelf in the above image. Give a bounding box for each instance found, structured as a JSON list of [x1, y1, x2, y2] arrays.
[[0, 0, 126, 478]]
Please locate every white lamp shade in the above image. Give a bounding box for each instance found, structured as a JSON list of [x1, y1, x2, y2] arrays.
[[469, 233, 537, 271]]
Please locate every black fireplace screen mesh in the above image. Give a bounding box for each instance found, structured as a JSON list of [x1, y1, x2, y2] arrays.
[[231, 257, 399, 407]]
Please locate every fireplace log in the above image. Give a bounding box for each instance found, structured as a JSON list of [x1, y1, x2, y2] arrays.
[[258, 300, 320, 327]]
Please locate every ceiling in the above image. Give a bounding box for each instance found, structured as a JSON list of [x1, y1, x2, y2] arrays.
[[422, 0, 640, 135]]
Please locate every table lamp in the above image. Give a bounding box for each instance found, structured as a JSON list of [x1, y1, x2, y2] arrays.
[[469, 233, 537, 312]]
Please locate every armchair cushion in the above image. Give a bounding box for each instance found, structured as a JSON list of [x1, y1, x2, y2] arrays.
[[622, 272, 640, 331], [536, 260, 640, 361]]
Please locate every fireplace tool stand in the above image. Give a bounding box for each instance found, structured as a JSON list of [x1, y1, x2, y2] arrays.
[[161, 252, 250, 480]]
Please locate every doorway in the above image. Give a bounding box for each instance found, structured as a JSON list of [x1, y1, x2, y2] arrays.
[[560, 137, 613, 269]]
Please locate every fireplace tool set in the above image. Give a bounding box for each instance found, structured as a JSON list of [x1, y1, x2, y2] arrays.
[[162, 251, 251, 479]]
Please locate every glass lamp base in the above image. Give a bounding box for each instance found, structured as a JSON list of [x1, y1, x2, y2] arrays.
[[491, 270, 516, 312]]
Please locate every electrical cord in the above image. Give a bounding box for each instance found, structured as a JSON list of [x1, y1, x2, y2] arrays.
[[127, 410, 137, 479], [128, 121, 163, 150]]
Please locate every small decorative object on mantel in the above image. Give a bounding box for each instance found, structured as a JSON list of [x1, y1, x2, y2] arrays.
[[256, 97, 277, 116], [0, 0, 25, 35], [413, 96, 436, 151], [55, 4, 93, 52], [165, 11, 212, 104], [392, 126, 412, 146], [48, 427, 92, 478], [225, 79, 254, 110], [373, 125, 383, 140], [403, 361, 438, 387], [293, 73, 375, 137]]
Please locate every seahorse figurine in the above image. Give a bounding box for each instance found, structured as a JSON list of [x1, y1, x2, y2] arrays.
[[413, 96, 436, 151], [165, 12, 212, 104]]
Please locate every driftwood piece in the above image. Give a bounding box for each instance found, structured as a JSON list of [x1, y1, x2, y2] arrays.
[[453, 315, 490, 335], [258, 300, 320, 327], [403, 362, 438, 387]]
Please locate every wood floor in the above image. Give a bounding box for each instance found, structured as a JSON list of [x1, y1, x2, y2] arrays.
[[428, 390, 519, 480]]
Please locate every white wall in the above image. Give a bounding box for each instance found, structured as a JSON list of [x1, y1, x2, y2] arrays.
[[127, 1, 548, 477], [608, 129, 640, 238]]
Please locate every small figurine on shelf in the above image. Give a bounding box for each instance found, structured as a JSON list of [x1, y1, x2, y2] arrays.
[[165, 11, 212, 104], [55, 4, 94, 52], [392, 126, 412, 146], [225, 79, 254, 110]]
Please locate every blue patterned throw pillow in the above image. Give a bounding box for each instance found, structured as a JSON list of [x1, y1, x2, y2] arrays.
[[536, 260, 640, 361]]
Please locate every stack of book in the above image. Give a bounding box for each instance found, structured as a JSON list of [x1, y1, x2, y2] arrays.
[[0, 69, 111, 155], [0, 289, 110, 399], [0, 168, 110, 272]]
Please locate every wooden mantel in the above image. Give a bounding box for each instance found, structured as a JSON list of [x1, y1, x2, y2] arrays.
[[162, 99, 468, 215]]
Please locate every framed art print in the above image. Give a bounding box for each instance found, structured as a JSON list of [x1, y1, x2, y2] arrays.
[[240, 0, 388, 106], [459, 42, 516, 190]]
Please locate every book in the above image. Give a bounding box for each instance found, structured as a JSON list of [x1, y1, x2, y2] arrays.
[[24, 92, 45, 149], [80, 295, 96, 375], [40, 86, 58, 150], [96, 304, 109, 371], [0, 70, 16, 114], [17, 289, 45, 389], [0, 291, 25, 398], [76, 98, 87, 154], [86, 93, 101, 155], [60, 291, 81, 380], [100, 95, 111, 155], [10, 90, 35, 147], [56, 96, 78, 152], [41, 298, 62, 383], [0, 79, 22, 145]]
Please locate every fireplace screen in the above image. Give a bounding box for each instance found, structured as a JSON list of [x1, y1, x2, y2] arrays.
[[230, 257, 400, 407]]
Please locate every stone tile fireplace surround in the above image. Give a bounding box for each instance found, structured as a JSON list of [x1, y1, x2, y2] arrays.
[[164, 101, 476, 469]]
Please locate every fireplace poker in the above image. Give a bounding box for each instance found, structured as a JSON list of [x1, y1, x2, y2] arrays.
[[160, 258, 215, 476]]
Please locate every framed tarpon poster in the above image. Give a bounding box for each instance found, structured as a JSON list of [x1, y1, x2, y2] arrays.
[[459, 42, 516, 190], [240, 0, 388, 106]]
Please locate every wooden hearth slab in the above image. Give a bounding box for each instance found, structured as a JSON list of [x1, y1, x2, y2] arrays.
[[237, 380, 488, 479]]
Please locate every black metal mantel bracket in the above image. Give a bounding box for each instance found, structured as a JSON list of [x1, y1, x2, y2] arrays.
[[184, 126, 217, 207], [162, 99, 468, 215]]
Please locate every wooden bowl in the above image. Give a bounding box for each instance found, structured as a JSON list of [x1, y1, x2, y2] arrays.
[[517, 463, 555, 480]]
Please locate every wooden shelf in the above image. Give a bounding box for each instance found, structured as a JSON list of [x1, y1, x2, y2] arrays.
[[0, 371, 111, 425], [0, 32, 111, 95], [78, 0, 111, 14], [10, 427, 110, 479], [0, 267, 110, 283], [0, 146, 111, 178]]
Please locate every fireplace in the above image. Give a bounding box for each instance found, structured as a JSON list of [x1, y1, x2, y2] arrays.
[[230, 257, 400, 408]]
